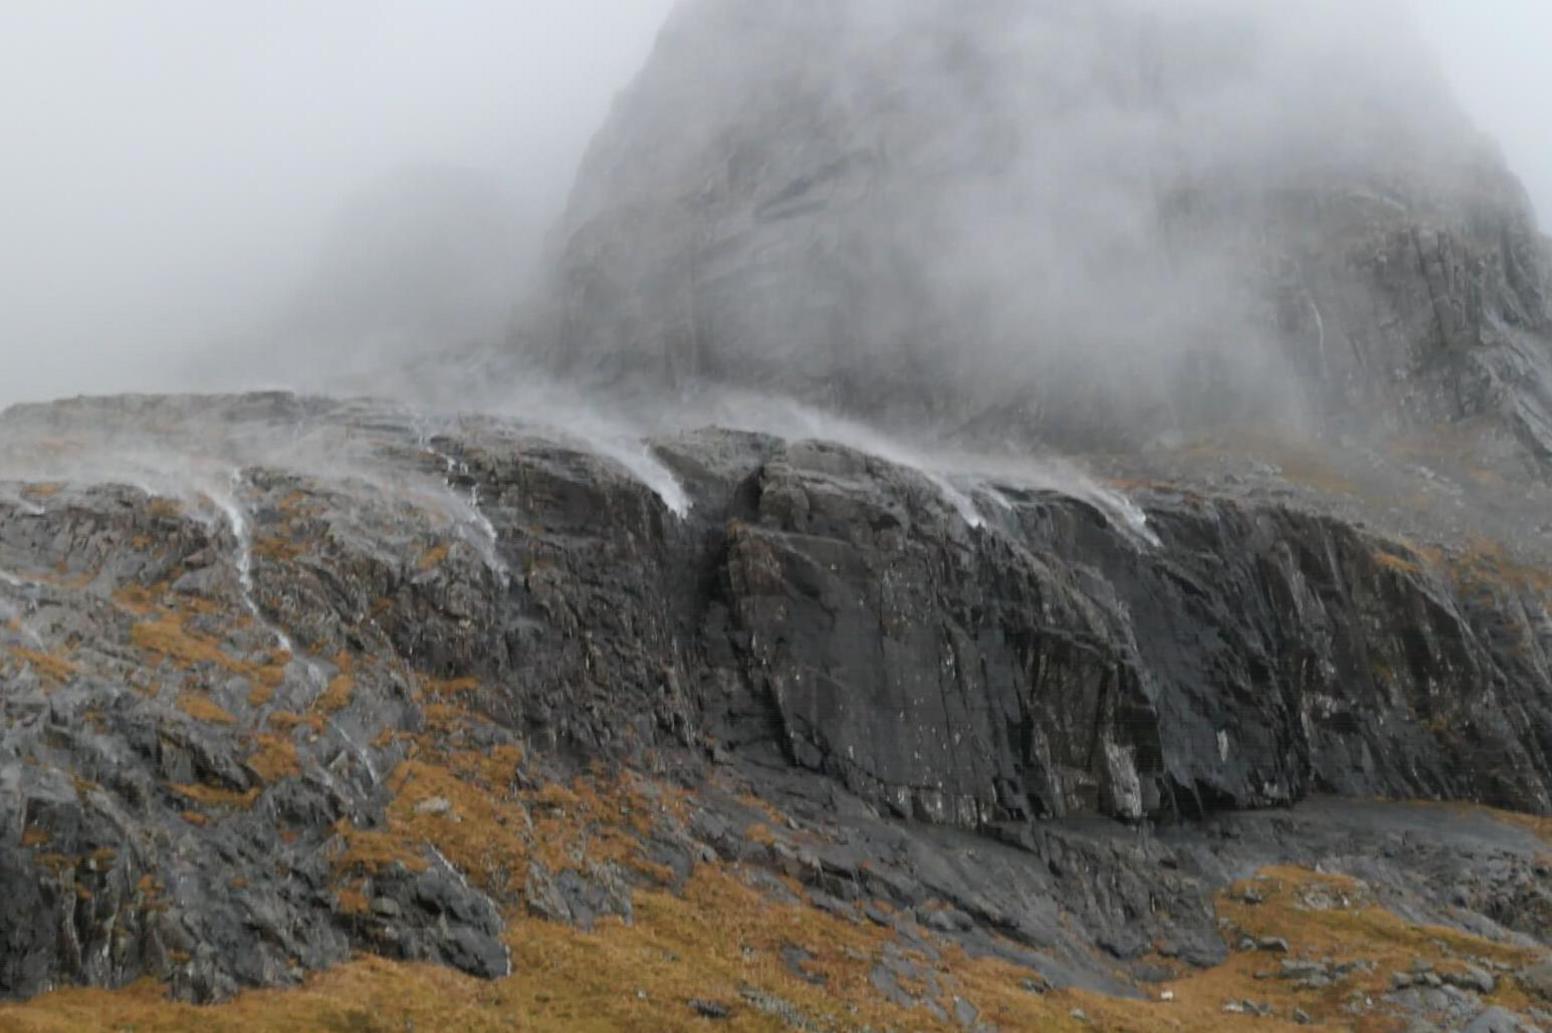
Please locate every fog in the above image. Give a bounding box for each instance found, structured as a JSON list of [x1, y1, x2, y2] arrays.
[[0, 0, 1548, 416], [0, 0, 676, 407], [526, 0, 1552, 450], [1416, 0, 1552, 229]]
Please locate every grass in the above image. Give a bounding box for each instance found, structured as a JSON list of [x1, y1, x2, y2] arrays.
[[1369, 534, 1552, 602], [419, 543, 451, 572], [176, 692, 237, 726], [166, 783, 260, 810], [18, 528, 1552, 1032], [14, 855, 1541, 1033], [7, 646, 79, 684], [316, 671, 355, 716], [129, 609, 288, 693], [246, 734, 301, 783], [15, 750, 1552, 1033]]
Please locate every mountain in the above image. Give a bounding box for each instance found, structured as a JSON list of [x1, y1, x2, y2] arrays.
[[3, 393, 1552, 1032], [9, 2, 1552, 1031], [526, 0, 1552, 460]]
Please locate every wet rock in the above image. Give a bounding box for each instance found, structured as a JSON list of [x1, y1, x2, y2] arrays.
[[1466, 1007, 1536, 1033], [1281, 959, 1328, 981], [7, 395, 1552, 1005], [1448, 965, 1499, 995], [1520, 961, 1552, 1001], [523, 862, 634, 932], [779, 945, 825, 987], [688, 998, 731, 1020]]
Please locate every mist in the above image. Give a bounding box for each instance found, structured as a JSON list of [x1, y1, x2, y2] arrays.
[[0, 0, 675, 408], [0, 0, 1548, 425]]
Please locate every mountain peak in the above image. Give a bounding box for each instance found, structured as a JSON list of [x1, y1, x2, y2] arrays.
[[521, 0, 1552, 462]]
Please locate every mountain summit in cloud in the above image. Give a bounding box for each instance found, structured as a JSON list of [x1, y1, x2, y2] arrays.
[[10, 4, 1552, 1030], [519, 0, 1552, 461]]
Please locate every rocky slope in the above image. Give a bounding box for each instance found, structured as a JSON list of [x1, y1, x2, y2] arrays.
[[5, 394, 1552, 1031]]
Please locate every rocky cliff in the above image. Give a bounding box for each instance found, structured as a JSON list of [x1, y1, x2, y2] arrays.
[[5, 394, 1552, 1031]]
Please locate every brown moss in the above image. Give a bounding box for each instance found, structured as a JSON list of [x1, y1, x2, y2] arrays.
[[422, 676, 481, 699], [7, 836, 1542, 1033], [247, 735, 301, 783], [330, 818, 430, 876], [8, 647, 78, 684], [315, 673, 354, 716], [1371, 547, 1422, 576], [175, 692, 236, 726], [336, 884, 371, 916], [418, 543, 451, 572], [1447, 537, 1552, 596], [168, 783, 260, 810], [112, 585, 164, 616], [277, 491, 313, 515], [267, 711, 312, 733], [132, 609, 288, 692], [19, 690, 1548, 1033]]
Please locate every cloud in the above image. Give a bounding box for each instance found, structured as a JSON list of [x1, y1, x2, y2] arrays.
[[0, 0, 676, 408], [0, 0, 1545, 424]]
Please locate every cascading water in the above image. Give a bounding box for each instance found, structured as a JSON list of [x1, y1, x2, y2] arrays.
[[206, 470, 379, 785], [571, 432, 691, 519], [414, 421, 510, 585], [471, 384, 692, 518], [204, 469, 329, 690]]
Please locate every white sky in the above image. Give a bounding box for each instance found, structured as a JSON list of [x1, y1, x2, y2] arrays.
[[0, 0, 1545, 408], [1415, 0, 1552, 225]]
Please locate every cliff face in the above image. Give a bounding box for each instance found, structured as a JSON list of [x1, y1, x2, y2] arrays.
[[4, 394, 1552, 1018], [531, 0, 1552, 457]]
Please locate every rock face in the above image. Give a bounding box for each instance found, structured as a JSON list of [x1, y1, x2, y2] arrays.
[[527, 0, 1552, 458], [5, 394, 1552, 1002], [700, 438, 1552, 824]]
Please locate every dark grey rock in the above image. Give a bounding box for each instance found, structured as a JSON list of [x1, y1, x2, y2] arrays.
[[1521, 962, 1552, 1001], [523, 862, 634, 932], [6, 394, 1552, 1005], [1466, 1007, 1536, 1033], [1449, 965, 1499, 995], [689, 998, 731, 1020]]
